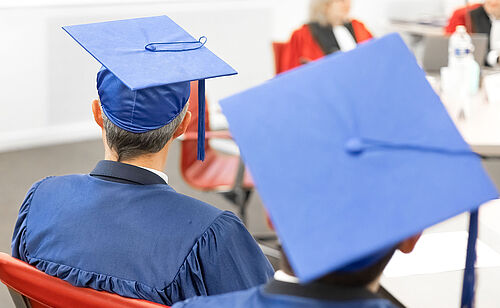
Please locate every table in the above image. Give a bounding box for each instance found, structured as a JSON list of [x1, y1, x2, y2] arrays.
[[380, 72, 500, 307], [424, 70, 500, 156], [390, 20, 445, 37]]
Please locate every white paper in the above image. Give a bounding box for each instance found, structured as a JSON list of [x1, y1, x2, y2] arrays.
[[383, 231, 500, 277]]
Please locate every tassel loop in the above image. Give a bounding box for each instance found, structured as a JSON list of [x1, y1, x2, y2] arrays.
[[145, 36, 207, 52]]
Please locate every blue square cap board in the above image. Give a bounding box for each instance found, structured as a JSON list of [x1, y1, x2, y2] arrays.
[[63, 15, 237, 160], [220, 33, 498, 307]]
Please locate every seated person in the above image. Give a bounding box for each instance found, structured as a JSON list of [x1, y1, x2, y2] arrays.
[[11, 16, 273, 306], [277, 0, 373, 73], [172, 34, 497, 307], [446, 0, 500, 66]]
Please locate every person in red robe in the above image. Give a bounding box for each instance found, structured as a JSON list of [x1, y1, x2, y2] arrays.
[[445, 1, 500, 66], [276, 0, 373, 74]]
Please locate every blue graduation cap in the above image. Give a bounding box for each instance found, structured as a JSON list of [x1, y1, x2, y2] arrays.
[[220, 34, 498, 307], [63, 16, 237, 160]]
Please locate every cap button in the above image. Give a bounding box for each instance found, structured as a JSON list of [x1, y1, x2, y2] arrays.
[[145, 44, 157, 51], [345, 138, 364, 155]]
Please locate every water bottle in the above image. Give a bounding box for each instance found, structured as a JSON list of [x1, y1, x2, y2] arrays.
[[448, 25, 473, 67], [444, 25, 480, 119]]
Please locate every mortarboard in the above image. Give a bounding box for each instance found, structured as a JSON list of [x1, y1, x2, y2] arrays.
[[63, 16, 237, 160], [220, 34, 498, 307]]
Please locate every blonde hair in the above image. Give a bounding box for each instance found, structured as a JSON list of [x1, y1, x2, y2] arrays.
[[309, 0, 331, 26]]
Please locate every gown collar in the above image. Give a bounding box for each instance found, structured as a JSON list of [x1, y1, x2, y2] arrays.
[[274, 270, 300, 284], [263, 278, 383, 302], [139, 165, 169, 184], [90, 160, 167, 185]]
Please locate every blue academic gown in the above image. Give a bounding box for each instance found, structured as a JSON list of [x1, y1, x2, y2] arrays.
[[172, 279, 399, 308], [11, 160, 274, 306]]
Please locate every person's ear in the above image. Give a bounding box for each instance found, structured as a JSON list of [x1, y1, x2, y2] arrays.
[[398, 233, 422, 254], [92, 99, 104, 129], [173, 111, 192, 139]]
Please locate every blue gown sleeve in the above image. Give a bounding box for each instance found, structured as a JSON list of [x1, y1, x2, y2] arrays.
[[11, 178, 48, 261], [165, 211, 274, 304]]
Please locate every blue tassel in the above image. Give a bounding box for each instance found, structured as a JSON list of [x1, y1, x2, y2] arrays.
[[197, 79, 206, 161], [461, 210, 479, 308]]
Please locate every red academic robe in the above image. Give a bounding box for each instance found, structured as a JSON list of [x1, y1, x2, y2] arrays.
[[445, 3, 482, 34], [277, 20, 373, 74]]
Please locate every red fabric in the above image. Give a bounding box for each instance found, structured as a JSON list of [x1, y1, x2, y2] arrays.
[[351, 19, 374, 43], [180, 82, 253, 191], [445, 3, 482, 34], [0, 253, 166, 308], [276, 20, 373, 74], [277, 24, 325, 73]]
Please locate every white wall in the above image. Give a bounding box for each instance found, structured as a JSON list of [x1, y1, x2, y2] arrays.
[[0, 0, 472, 152]]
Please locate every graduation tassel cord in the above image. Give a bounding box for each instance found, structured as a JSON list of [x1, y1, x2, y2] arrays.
[[344, 137, 479, 158], [478, 155, 500, 161], [343, 137, 500, 161], [197, 79, 206, 161], [461, 209, 479, 308]]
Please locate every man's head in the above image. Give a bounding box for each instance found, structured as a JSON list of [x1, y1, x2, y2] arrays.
[[267, 212, 421, 289], [310, 0, 351, 26], [92, 67, 192, 163], [92, 99, 191, 162], [280, 234, 420, 289], [485, 0, 500, 19]]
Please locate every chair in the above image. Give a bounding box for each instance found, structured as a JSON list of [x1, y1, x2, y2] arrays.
[[272, 42, 287, 75], [180, 81, 254, 224], [180, 82, 279, 264], [445, 3, 482, 34], [0, 253, 166, 308]]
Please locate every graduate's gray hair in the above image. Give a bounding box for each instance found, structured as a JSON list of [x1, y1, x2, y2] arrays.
[[309, 0, 332, 26], [102, 103, 189, 161]]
